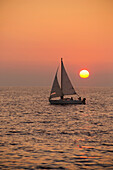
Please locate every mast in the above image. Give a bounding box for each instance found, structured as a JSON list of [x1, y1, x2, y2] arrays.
[[61, 58, 64, 99]]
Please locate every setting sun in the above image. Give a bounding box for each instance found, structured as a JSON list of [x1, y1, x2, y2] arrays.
[[79, 69, 89, 79]]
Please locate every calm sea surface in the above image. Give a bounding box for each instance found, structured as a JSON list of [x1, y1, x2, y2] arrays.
[[0, 87, 113, 170]]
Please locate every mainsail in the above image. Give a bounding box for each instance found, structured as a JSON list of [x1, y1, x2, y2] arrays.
[[50, 68, 62, 99], [61, 58, 76, 95]]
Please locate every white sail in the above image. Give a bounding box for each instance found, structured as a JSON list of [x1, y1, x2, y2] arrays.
[[61, 58, 76, 95], [50, 68, 63, 99]]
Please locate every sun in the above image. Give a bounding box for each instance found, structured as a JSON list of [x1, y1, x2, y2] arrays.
[[79, 69, 89, 78]]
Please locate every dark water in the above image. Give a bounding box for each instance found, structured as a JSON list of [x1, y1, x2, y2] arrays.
[[0, 87, 113, 170]]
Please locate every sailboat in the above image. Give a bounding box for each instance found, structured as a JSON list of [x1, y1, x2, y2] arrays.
[[49, 58, 86, 105]]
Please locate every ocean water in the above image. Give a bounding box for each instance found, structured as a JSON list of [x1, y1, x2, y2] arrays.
[[0, 86, 113, 170]]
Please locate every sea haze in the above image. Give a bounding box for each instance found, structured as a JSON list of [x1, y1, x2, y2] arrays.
[[0, 87, 113, 169]]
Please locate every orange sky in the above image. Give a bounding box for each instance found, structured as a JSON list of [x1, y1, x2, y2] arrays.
[[0, 0, 113, 86]]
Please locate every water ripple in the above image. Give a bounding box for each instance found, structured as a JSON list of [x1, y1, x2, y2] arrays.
[[0, 87, 113, 169]]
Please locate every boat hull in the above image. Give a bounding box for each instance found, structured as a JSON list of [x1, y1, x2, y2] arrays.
[[49, 99, 86, 105]]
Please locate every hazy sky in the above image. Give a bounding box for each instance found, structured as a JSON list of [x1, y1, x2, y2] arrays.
[[0, 0, 113, 86]]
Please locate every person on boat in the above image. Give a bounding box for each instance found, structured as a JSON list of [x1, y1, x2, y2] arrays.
[[71, 97, 73, 100], [61, 96, 63, 100], [82, 98, 86, 104], [78, 97, 81, 101]]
